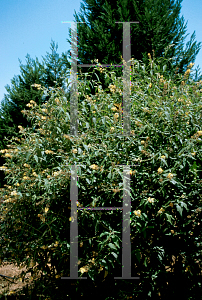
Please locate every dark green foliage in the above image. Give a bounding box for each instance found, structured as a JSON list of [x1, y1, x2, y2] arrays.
[[66, 0, 202, 94], [0, 40, 72, 189]]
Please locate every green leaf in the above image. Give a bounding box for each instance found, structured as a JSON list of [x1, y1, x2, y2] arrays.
[[34, 155, 38, 163], [108, 243, 117, 250], [100, 232, 109, 238], [181, 202, 188, 210], [165, 213, 174, 225], [107, 171, 111, 179], [176, 204, 183, 216], [78, 147, 82, 154], [111, 252, 118, 259], [111, 235, 121, 249], [86, 178, 90, 184], [88, 269, 95, 281], [101, 259, 108, 270], [83, 144, 88, 152]]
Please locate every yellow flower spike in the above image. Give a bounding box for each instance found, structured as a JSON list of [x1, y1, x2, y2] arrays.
[[197, 131, 202, 136], [149, 83, 152, 88], [72, 149, 77, 154], [45, 207, 49, 213], [161, 155, 166, 159]]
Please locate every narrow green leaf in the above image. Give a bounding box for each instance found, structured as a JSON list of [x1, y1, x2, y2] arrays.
[[176, 204, 183, 216], [108, 243, 117, 250], [111, 252, 118, 259]]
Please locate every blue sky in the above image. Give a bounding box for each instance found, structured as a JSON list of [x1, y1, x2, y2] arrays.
[[1, 0, 202, 111]]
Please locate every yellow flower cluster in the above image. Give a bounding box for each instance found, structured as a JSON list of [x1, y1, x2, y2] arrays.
[[4, 153, 12, 158], [89, 164, 99, 171], [134, 210, 141, 217], [55, 98, 60, 104], [45, 150, 55, 154], [114, 113, 119, 120], [184, 69, 191, 77], [18, 125, 24, 131], [147, 197, 154, 203], [11, 190, 18, 196], [158, 207, 165, 214], [158, 167, 163, 174], [23, 163, 30, 168], [187, 63, 194, 69], [26, 103, 33, 108], [31, 83, 42, 90], [167, 173, 174, 180], [41, 108, 48, 113], [63, 134, 71, 139], [111, 106, 117, 112], [108, 84, 116, 93]]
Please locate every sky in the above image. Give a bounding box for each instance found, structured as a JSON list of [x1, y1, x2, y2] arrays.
[[1, 0, 202, 111]]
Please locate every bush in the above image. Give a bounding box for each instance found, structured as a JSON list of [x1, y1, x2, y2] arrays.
[[0, 51, 202, 299]]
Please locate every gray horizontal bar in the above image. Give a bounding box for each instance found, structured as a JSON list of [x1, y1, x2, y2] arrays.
[[61, 277, 87, 279], [77, 64, 124, 67], [114, 277, 140, 279], [77, 207, 123, 210], [115, 22, 139, 23]]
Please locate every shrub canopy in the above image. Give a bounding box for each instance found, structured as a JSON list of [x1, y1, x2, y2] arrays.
[[0, 54, 202, 299]]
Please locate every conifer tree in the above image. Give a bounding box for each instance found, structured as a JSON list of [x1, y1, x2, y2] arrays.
[[66, 0, 202, 94], [0, 40, 71, 189]]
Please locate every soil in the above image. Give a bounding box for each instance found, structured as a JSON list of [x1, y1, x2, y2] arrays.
[[0, 253, 53, 297]]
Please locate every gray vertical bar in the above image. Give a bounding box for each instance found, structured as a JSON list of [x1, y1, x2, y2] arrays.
[[61, 164, 87, 279], [69, 165, 78, 278], [70, 22, 78, 136], [114, 165, 140, 279], [122, 22, 131, 136]]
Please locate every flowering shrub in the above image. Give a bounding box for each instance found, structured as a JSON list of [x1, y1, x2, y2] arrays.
[[0, 54, 201, 299]]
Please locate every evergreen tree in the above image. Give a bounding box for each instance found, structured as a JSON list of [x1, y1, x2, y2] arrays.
[[0, 40, 71, 189], [65, 0, 202, 95]]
